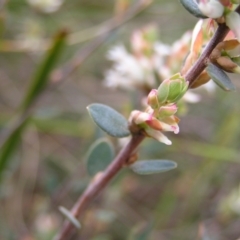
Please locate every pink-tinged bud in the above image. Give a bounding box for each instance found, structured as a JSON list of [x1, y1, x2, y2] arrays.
[[163, 116, 180, 134], [147, 89, 159, 109], [145, 128, 172, 145], [226, 12, 240, 42], [191, 20, 204, 54], [134, 111, 152, 125], [158, 104, 178, 117], [146, 118, 163, 130], [198, 0, 224, 19], [157, 121, 179, 133]]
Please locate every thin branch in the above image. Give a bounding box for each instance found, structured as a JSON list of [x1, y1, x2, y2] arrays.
[[50, 0, 152, 85], [53, 133, 145, 240], [54, 5, 240, 240], [186, 5, 240, 87]]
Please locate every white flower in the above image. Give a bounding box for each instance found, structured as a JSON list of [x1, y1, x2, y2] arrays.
[[154, 42, 171, 56], [183, 91, 201, 103], [197, 0, 224, 19], [145, 128, 172, 145], [104, 45, 156, 89], [200, 80, 216, 93], [107, 45, 129, 62], [226, 11, 240, 42], [27, 0, 64, 13]]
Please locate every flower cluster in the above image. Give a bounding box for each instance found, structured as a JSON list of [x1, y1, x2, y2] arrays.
[[129, 74, 188, 145], [182, 17, 240, 88], [196, 0, 240, 41], [104, 25, 190, 91], [104, 1, 240, 145], [104, 25, 208, 101]]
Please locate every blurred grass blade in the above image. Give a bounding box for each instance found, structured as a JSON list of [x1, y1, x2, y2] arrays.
[[21, 29, 68, 111], [0, 117, 29, 179]]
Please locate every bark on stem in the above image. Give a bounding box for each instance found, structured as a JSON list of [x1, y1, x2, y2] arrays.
[[54, 133, 145, 240]]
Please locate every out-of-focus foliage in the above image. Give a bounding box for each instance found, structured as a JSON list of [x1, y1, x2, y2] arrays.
[[0, 0, 240, 240]]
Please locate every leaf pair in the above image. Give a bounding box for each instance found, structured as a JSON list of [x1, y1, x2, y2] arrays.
[[85, 138, 177, 176]]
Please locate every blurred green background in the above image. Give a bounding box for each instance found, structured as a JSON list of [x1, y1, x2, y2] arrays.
[[0, 0, 240, 239]]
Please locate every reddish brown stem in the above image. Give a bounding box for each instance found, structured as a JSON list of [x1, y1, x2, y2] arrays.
[[186, 5, 240, 87], [54, 133, 145, 240], [54, 5, 240, 240]]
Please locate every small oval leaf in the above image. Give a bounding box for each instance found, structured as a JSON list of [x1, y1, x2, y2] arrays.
[[130, 160, 177, 175], [59, 206, 81, 229], [86, 138, 115, 176], [87, 103, 130, 138], [179, 0, 207, 18], [206, 62, 235, 91]]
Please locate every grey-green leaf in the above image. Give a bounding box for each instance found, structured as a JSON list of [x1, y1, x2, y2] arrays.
[[130, 160, 177, 175], [86, 138, 115, 176], [87, 103, 130, 138], [206, 62, 235, 91], [179, 0, 207, 18], [59, 206, 81, 229]]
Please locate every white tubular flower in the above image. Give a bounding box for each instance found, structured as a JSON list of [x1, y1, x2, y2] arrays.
[[226, 11, 240, 42], [198, 0, 224, 18], [145, 128, 172, 145], [129, 105, 179, 145]]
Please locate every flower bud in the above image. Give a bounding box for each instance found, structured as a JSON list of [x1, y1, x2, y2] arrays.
[[167, 79, 184, 102], [157, 79, 170, 104], [216, 56, 240, 73], [158, 73, 188, 104], [157, 74, 188, 104], [226, 11, 240, 42], [158, 104, 178, 118], [147, 89, 159, 109], [198, 0, 224, 19]]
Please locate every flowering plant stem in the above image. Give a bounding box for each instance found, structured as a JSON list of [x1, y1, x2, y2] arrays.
[[54, 133, 145, 240], [54, 6, 240, 240], [186, 5, 240, 86]]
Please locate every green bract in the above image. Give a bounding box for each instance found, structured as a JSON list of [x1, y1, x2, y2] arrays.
[[157, 80, 170, 104], [157, 74, 188, 104]]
